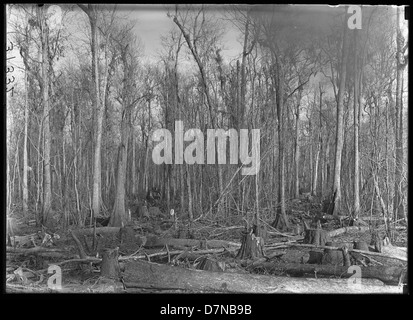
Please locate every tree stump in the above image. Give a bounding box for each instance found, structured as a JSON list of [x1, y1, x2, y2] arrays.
[[370, 231, 382, 253], [303, 221, 330, 246], [321, 242, 350, 266], [352, 241, 371, 265], [100, 247, 120, 279], [236, 228, 264, 260], [196, 257, 225, 272]]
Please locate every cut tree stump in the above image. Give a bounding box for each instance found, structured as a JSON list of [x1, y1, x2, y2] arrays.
[[303, 221, 330, 246], [121, 259, 402, 293], [236, 228, 264, 260], [370, 231, 382, 253], [196, 257, 225, 272], [100, 247, 120, 279], [322, 241, 350, 266], [352, 241, 371, 265]]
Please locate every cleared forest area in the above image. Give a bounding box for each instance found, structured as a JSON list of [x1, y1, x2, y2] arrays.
[[5, 4, 407, 294]]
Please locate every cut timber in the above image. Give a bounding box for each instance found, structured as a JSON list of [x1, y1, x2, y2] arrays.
[[122, 260, 402, 293], [249, 262, 406, 286]]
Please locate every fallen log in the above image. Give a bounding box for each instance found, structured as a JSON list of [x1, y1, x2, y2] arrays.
[[121, 259, 402, 293], [381, 238, 408, 261], [266, 243, 407, 262], [327, 226, 370, 238], [142, 236, 241, 249], [6, 246, 67, 254], [249, 262, 406, 285]]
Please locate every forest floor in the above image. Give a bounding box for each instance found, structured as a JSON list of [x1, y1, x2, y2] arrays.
[[5, 195, 407, 293]]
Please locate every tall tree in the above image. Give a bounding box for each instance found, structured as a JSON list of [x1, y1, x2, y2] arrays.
[[394, 6, 407, 221], [78, 4, 102, 219], [331, 9, 350, 216], [38, 5, 52, 225], [352, 25, 361, 220]]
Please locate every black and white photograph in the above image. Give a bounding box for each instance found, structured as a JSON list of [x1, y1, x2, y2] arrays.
[[4, 4, 408, 297]]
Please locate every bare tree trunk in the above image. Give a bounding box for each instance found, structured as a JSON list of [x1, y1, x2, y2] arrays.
[[79, 5, 102, 219], [293, 91, 301, 199], [110, 110, 131, 227], [394, 7, 407, 221], [325, 135, 330, 195], [131, 132, 136, 196], [275, 56, 289, 228], [312, 88, 323, 197], [353, 28, 361, 220], [332, 10, 349, 216], [319, 85, 325, 198], [22, 68, 29, 216], [40, 6, 52, 225], [312, 140, 320, 197], [186, 164, 193, 223]]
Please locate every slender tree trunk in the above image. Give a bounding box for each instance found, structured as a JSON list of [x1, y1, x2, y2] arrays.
[[325, 135, 330, 196], [110, 109, 131, 227], [275, 55, 289, 228], [312, 141, 320, 197], [319, 85, 324, 198], [22, 68, 29, 216], [79, 5, 102, 219], [332, 11, 350, 216], [41, 7, 52, 224], [353, 28, 361, 219], [131, 132, 137, 196], [293, 91, 301, 199], [394, 7, 406, 221], [186, 164, 193, 223]]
